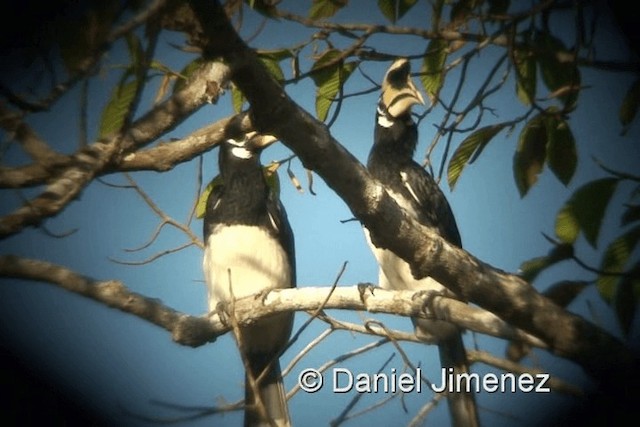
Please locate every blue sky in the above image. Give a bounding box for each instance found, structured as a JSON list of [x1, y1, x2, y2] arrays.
[[1, 1, 639, 426]]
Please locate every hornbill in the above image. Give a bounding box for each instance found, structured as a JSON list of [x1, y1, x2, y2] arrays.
[[203, 117, 295, 427], [364, 59, 479, 427]]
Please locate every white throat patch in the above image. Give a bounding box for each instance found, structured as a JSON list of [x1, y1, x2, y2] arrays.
[[227, 138, 253, 159], [376, 107, 395, 128], [231, 146, 252, 159]]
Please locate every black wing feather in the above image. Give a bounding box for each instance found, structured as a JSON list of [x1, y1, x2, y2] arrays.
[[402, 162, 462, 247]]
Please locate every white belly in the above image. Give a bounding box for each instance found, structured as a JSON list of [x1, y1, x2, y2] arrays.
[[363, 227, 445, 293], [364, 187, 445, 292], [203, 225, 292, 312]]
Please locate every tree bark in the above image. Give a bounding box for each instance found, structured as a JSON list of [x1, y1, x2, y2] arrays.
[[187, 0, 637, 389]]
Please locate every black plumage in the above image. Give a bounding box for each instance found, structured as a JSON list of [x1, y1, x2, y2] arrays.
[[369, 108, 461, 248], [365, 59, 479, 427], [203, 117, 294, 427]]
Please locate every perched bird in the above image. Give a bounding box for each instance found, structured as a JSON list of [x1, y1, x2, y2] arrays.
[[202, 117, 295, 427], [364, 59, 479, 427]]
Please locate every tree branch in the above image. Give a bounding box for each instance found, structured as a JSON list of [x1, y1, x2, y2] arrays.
[[0, 255, 215, 347], [117, 115, 232, 172], [187, 0, 636, 388], [0, 61, 230, 238], [0, 255, 545, 350]]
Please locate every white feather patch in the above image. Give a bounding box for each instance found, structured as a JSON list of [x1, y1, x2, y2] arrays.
[[363, 226, 445, 294], [227, 137, 253, 159], [267, 211, 279, 233], [377, 107, 394, 128], [230, 146, 252, 159], [400, 171, 420, 204], [202, 225, 291, 312]]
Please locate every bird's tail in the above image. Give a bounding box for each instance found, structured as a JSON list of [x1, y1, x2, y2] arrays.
[[437, 331, 480, 427], [244, 354, 290, 427]]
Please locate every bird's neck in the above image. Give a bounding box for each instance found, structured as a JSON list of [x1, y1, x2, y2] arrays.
[[369, 112, 419, 175], [220, 154, 269, 224]]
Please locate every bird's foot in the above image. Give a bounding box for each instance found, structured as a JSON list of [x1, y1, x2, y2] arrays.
[[214, 301, 230, 325], [357, 282, 377, 303], [412, 289, 447, 319]]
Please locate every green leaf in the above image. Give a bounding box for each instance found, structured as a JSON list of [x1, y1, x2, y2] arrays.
[[420, 38, 448, 104], [196, 174, 224, 219], [149, 60, 174, 75], [125, 33, 144, 77], [257, 49, 294, 62], [513, 47, 536, 105], [620, 78, 640, 133], [519, 243, 573, 283], [377, 0, 418, 23], [310, 49, 343, 85], [513, 114, 547, 197], [535, 32, 581, 109], [265, 162, 282, 198], [311, 50, 357, 121], [613, 271, 640, 337], [99, 79, 138, 138], [309, 0, 347, 19], [231, 84, 245, 113], [555, 177, 619, 247], [257, 49, 293, 82], [259, 56, 285, 82], [543, 280, 588, 308], [447, 124, 507, 190], [545, 115, 577, 186], [519, 256, 552, 283], [245, 0, 277, 18], [596, 226, 640, 302], [555, 204, 580, 245]]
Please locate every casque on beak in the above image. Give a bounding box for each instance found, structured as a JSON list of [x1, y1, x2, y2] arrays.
[[247, 133, 278, 150], [381, 58, 425, 118]]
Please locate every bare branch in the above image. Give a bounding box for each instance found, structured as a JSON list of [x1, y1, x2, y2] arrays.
[[0, 254, 545, 349], [0, 60, 230, 238], [188, 0, 635, 388], [117, 115, 232, 172], [0, 255, 215, 347], [467, 350, 583, 397]]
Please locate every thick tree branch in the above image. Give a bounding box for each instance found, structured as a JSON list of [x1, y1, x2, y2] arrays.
[[187, 0, 636, 387], [118, 115, 232, 172], [0, 255, 544, 350], [467, 350, 583, 397], [0, 112, 234, 187], [0, 255, 215, 347]]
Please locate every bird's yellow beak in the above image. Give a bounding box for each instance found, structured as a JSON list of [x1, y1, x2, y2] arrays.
[[381, 58, 425, 118]]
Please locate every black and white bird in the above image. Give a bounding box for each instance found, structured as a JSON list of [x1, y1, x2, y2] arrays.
[[364, 59, 479, 427], [203, 117, 295, 427]]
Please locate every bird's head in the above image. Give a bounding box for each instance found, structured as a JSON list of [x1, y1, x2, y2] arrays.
[[224, 132, 277, 160], [222, 115, 278, 161], [380, 58, 425, 119]]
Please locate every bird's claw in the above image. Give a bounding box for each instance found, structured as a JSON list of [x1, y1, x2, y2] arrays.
[[357, 282, 376, 303], [412, 290, 446, 318], [214, 301, 230, 325]]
